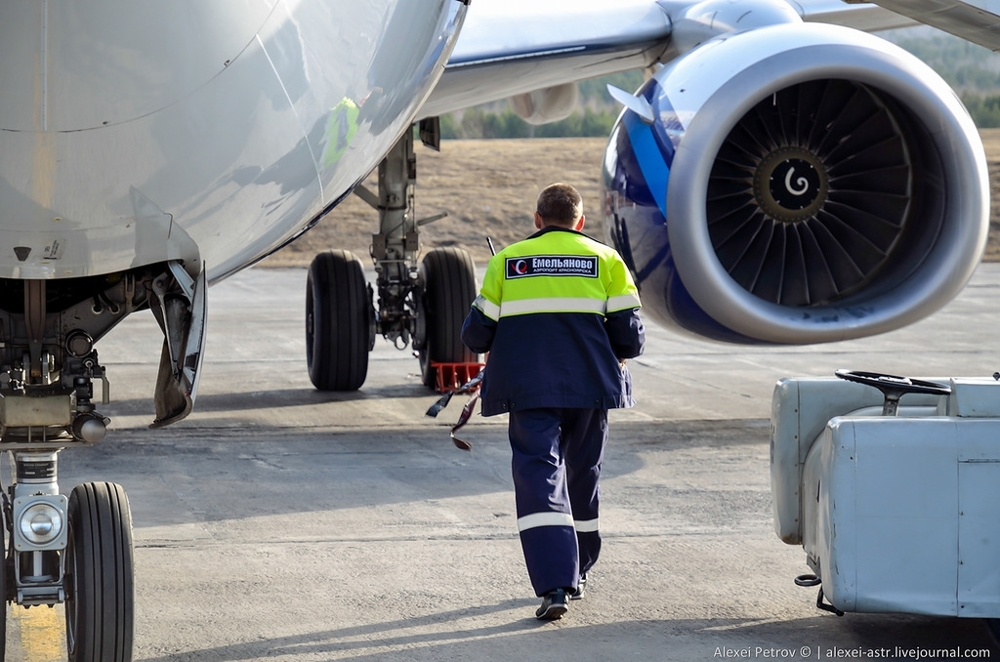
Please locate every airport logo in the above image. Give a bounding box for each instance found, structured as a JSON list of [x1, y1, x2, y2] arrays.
[[505, 255, 599, 279]]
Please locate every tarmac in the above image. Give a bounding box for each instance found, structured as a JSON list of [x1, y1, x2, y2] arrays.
[[6, 263, 1000, 661]]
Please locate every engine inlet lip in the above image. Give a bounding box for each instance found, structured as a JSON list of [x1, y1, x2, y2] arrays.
[[665, 26, 988, 343], [752, 147, 828, 224]]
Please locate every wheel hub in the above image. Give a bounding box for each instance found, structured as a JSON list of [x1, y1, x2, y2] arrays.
[[753, 147, 828, 224]]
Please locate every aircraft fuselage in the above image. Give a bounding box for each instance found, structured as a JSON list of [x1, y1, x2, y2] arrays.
[[0, 0, 465, 283]]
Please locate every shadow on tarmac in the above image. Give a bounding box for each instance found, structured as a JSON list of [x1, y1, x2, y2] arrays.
[[134, 609, 999, 662], [102, 383, 440, 418]]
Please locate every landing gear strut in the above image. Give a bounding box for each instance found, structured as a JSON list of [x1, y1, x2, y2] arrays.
[[307, 121, 478, 391]]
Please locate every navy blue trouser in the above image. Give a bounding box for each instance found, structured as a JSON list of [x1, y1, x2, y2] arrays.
[[508, 407, 607, 596]]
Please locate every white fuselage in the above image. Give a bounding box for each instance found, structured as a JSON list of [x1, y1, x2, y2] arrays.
[[0, 0, 465, 283]]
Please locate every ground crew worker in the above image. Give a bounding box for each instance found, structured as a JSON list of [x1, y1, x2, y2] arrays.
[[461, 183, 644, 620]]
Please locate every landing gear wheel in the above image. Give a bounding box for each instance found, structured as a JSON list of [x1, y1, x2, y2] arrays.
[[65, 482, 134, 662], [417, 248, 477, 388], [306, 250, 375, 391], [0, 507, 6, 662], [834, 369, 950, 416]]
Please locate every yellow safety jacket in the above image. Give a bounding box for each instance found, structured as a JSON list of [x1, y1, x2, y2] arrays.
[[462, 226, 644, 416]]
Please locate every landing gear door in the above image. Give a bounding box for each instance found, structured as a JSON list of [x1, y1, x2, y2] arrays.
[[149, 260, 207, 428]]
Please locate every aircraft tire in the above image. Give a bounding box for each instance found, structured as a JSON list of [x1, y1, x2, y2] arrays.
[[0, 505, 5, 662], [65, 482, 134, 662], [418, 247, 478, 388], [306, 250, 373, 391]]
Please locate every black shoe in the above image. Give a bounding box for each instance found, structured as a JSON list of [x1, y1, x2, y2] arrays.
[[535, 588, 569, 620], [569, 573, 587, 601]]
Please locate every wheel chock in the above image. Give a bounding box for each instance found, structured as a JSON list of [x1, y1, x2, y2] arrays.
[[433, 362, 485, 393]]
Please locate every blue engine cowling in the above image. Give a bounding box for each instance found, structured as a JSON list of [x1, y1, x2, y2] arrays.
[[603, 22, 989, 344]]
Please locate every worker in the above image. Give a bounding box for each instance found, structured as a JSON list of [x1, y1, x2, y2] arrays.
[[461, 182, 644, 620]]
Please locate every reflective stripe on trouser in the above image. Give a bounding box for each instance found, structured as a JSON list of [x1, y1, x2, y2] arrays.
[[509, 407, 607, 596]]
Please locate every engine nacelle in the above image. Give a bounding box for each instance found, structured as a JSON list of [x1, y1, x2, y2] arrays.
[[509, 82, 580, 125], [602, 22, 989, 344]]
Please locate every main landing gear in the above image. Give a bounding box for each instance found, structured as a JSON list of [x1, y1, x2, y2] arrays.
[[306, 121, 479, 391]]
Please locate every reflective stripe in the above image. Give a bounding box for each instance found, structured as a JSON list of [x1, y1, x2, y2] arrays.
[[574, 518, 600, 533], [517, 511, 575, 531], [500, 297, 605, 317], [606, 293, 641, 313], [473, 295, 500, 321]]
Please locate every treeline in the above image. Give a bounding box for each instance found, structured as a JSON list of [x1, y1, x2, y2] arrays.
[[439, 91, 1000, 137], [887, 29, 1000, 127], [440, 107, 620, 140], [890, 32, 1000, 95], [441, 92, 1000, 137], [963, 95, 1000, 128]]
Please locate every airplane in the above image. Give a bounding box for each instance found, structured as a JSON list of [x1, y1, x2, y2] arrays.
[[0, 0, 994, 659]]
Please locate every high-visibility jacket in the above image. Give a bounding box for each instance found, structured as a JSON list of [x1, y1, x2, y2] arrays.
[[322, 97, 360, 166], [461, 226, 644, 416]]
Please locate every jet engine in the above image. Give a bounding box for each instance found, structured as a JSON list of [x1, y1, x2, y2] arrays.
[[603, 22, 989, 344]]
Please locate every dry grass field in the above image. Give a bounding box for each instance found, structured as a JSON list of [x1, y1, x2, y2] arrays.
[[263, 130, 1000, 267]]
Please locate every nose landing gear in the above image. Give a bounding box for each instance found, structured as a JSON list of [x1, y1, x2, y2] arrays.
[[0, 450, 135, 662], [0, 262, 202, 662]]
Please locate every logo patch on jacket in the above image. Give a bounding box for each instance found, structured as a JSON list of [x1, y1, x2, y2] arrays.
[[505, 256, 599, 279]]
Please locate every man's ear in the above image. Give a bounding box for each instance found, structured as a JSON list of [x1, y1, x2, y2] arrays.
[[534, 212, 543, 229], [573, 215, 586, 232]]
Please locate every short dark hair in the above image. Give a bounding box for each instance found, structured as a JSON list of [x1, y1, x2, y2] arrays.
[[536, 183, 583, 226]]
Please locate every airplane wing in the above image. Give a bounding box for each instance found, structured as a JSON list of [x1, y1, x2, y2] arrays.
[[420, 0, 916, 119], [418, 0, 672, 119], [858, 0, 1000, 50]]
